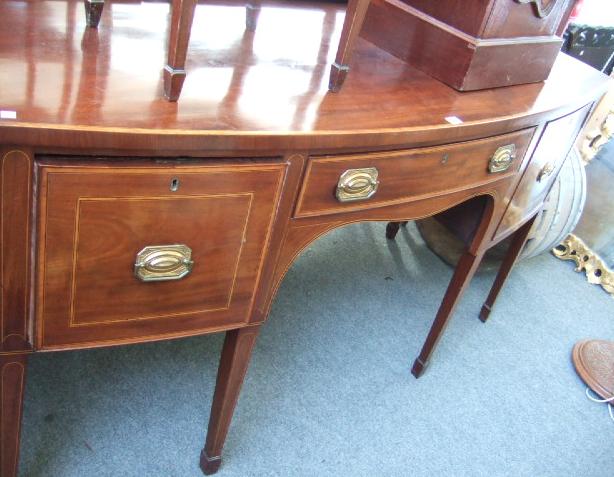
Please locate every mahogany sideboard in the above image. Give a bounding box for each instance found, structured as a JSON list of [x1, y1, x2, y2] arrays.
[[0, 1, 609, 475]]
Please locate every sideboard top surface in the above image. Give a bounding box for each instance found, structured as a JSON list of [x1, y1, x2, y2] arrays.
[[0, 0, 609, 153]]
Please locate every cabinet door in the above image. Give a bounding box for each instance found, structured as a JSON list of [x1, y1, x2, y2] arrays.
[[494, 105, 591, 240], [36, 160, 285, 349]]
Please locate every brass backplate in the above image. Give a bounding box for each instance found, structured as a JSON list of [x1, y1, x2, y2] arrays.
[[488, 144, 516, 173], [134, 244, 194, 282], [336, 167, 379, 202]]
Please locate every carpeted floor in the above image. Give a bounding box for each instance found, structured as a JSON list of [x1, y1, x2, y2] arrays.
[[19, 222, 614, 477]]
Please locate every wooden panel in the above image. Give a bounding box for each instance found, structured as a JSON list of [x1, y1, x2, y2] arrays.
[[399, 0, 494, 37], [482, 0, 575, 39], [36, 160, 285, 349], [0, 150, 32, 352], [362, 0, 563, 91], [295, 129, 535, 218], [495, 104, 592, 239], [401, 0, 574, 38]]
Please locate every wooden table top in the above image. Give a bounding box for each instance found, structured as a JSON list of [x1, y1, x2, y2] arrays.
[[0, 0, 609, 153]]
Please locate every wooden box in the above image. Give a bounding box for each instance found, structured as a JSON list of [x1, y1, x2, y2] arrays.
[[361, 0, 576, 91]]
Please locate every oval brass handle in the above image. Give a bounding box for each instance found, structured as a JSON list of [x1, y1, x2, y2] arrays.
[[488, 144, 516, 173], [134, 244, 194, 282], [336, 167, 379, 202], [537, 162, 555, 182]]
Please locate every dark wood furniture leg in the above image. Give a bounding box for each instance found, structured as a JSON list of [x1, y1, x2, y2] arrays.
[[200, 326, 260, 475], [385, 221, 408, 240], [412, 249, 485, 378], [0, 353, 28, 477], [164, 0, 197, 101], [245, 0, 262, 32], [479, 215, 537, 322], [84, 0, 104, 28], [328, 0, 371, 92]]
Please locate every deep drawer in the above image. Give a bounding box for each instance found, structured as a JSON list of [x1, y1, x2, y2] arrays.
[[294, 128, 536, 218], [35, 159, 285, 349], [494, 104, 592, 239]]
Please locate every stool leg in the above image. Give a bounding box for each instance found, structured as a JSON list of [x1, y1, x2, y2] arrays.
[[328, 0, 371, 92], [0, 353, 28, 477], [84, 0, 104, 28], [412, 250, 484, 378], [164, 0, 197, 101], [200, 326, 260, 475], [479, 215, 536, 322]]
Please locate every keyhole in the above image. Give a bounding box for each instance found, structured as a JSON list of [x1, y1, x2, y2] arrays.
[[170, 178, 180, 192], [441, 154, 449, 165]]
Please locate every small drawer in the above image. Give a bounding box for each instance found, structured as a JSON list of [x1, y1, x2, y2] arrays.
[[495, 104, 591, 238], [35, 159, 285, 349], [294, 128, 536, 218]]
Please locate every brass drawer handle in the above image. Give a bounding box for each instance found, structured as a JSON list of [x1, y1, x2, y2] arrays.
[[537, 162, 555, 182], [336, 167, 379, 202], [488, 144, 516, 173], [134, 244, 194, 282]]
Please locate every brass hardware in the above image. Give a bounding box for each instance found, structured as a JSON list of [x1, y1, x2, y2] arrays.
[[553, 234, 614, 296], [537, 162, 555, 182], [134, 244, 194, 282], [488, 144, 516, 173], [336, 167, 379, 202]]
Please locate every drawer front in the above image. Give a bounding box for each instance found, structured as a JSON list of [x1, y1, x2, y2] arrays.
[[495, 105, 591, 238], [36, 160, 285, 349], [295, 129, 536, 218]]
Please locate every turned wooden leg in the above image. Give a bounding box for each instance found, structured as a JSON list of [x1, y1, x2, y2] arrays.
[[1, 353, 28, 477], [412, 250, 484, 378], [245, 1, 262, 32], [385, 221, 408, 240], [328, 0, 371, 92], [164, 0, 197, 101], [200, 326, 260, 475], [479, 215, 537, 322], [84, 0, 104, 28]]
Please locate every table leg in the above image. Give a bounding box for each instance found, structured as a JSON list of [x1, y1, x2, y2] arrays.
[[479, 215, 537, 322], [1, 353, 28, 477], [164, 0, 197, 101], [412, 250, 485, 378], [245, 1, 262, 32], [328, 0, 371, 92], [84, 0, 104, 28], [200, 326, 260, 475], [385, 221, 408, 240]]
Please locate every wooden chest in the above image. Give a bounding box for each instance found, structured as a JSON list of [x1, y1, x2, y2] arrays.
[[362, 0, 576, 91]]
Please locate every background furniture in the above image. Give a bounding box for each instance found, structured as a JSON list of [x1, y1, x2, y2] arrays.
[[0, 1, 609, 476]]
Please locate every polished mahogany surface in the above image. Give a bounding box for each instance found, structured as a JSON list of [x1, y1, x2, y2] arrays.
[[0, 3, 611, 477], [0, 0, 609, 152]]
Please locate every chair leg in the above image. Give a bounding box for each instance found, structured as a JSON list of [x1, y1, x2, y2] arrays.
[[164, 0, 197, 101], [200, 326, 260, 475], [479, 215, 537, 322], [412, 250, 484, 378], [84, 0, 104, 28], [328, 0, 371, 92], [0, 353, 28, 477]]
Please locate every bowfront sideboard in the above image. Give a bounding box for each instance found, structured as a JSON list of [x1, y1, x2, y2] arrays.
[[0, 1, 609, 476]]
